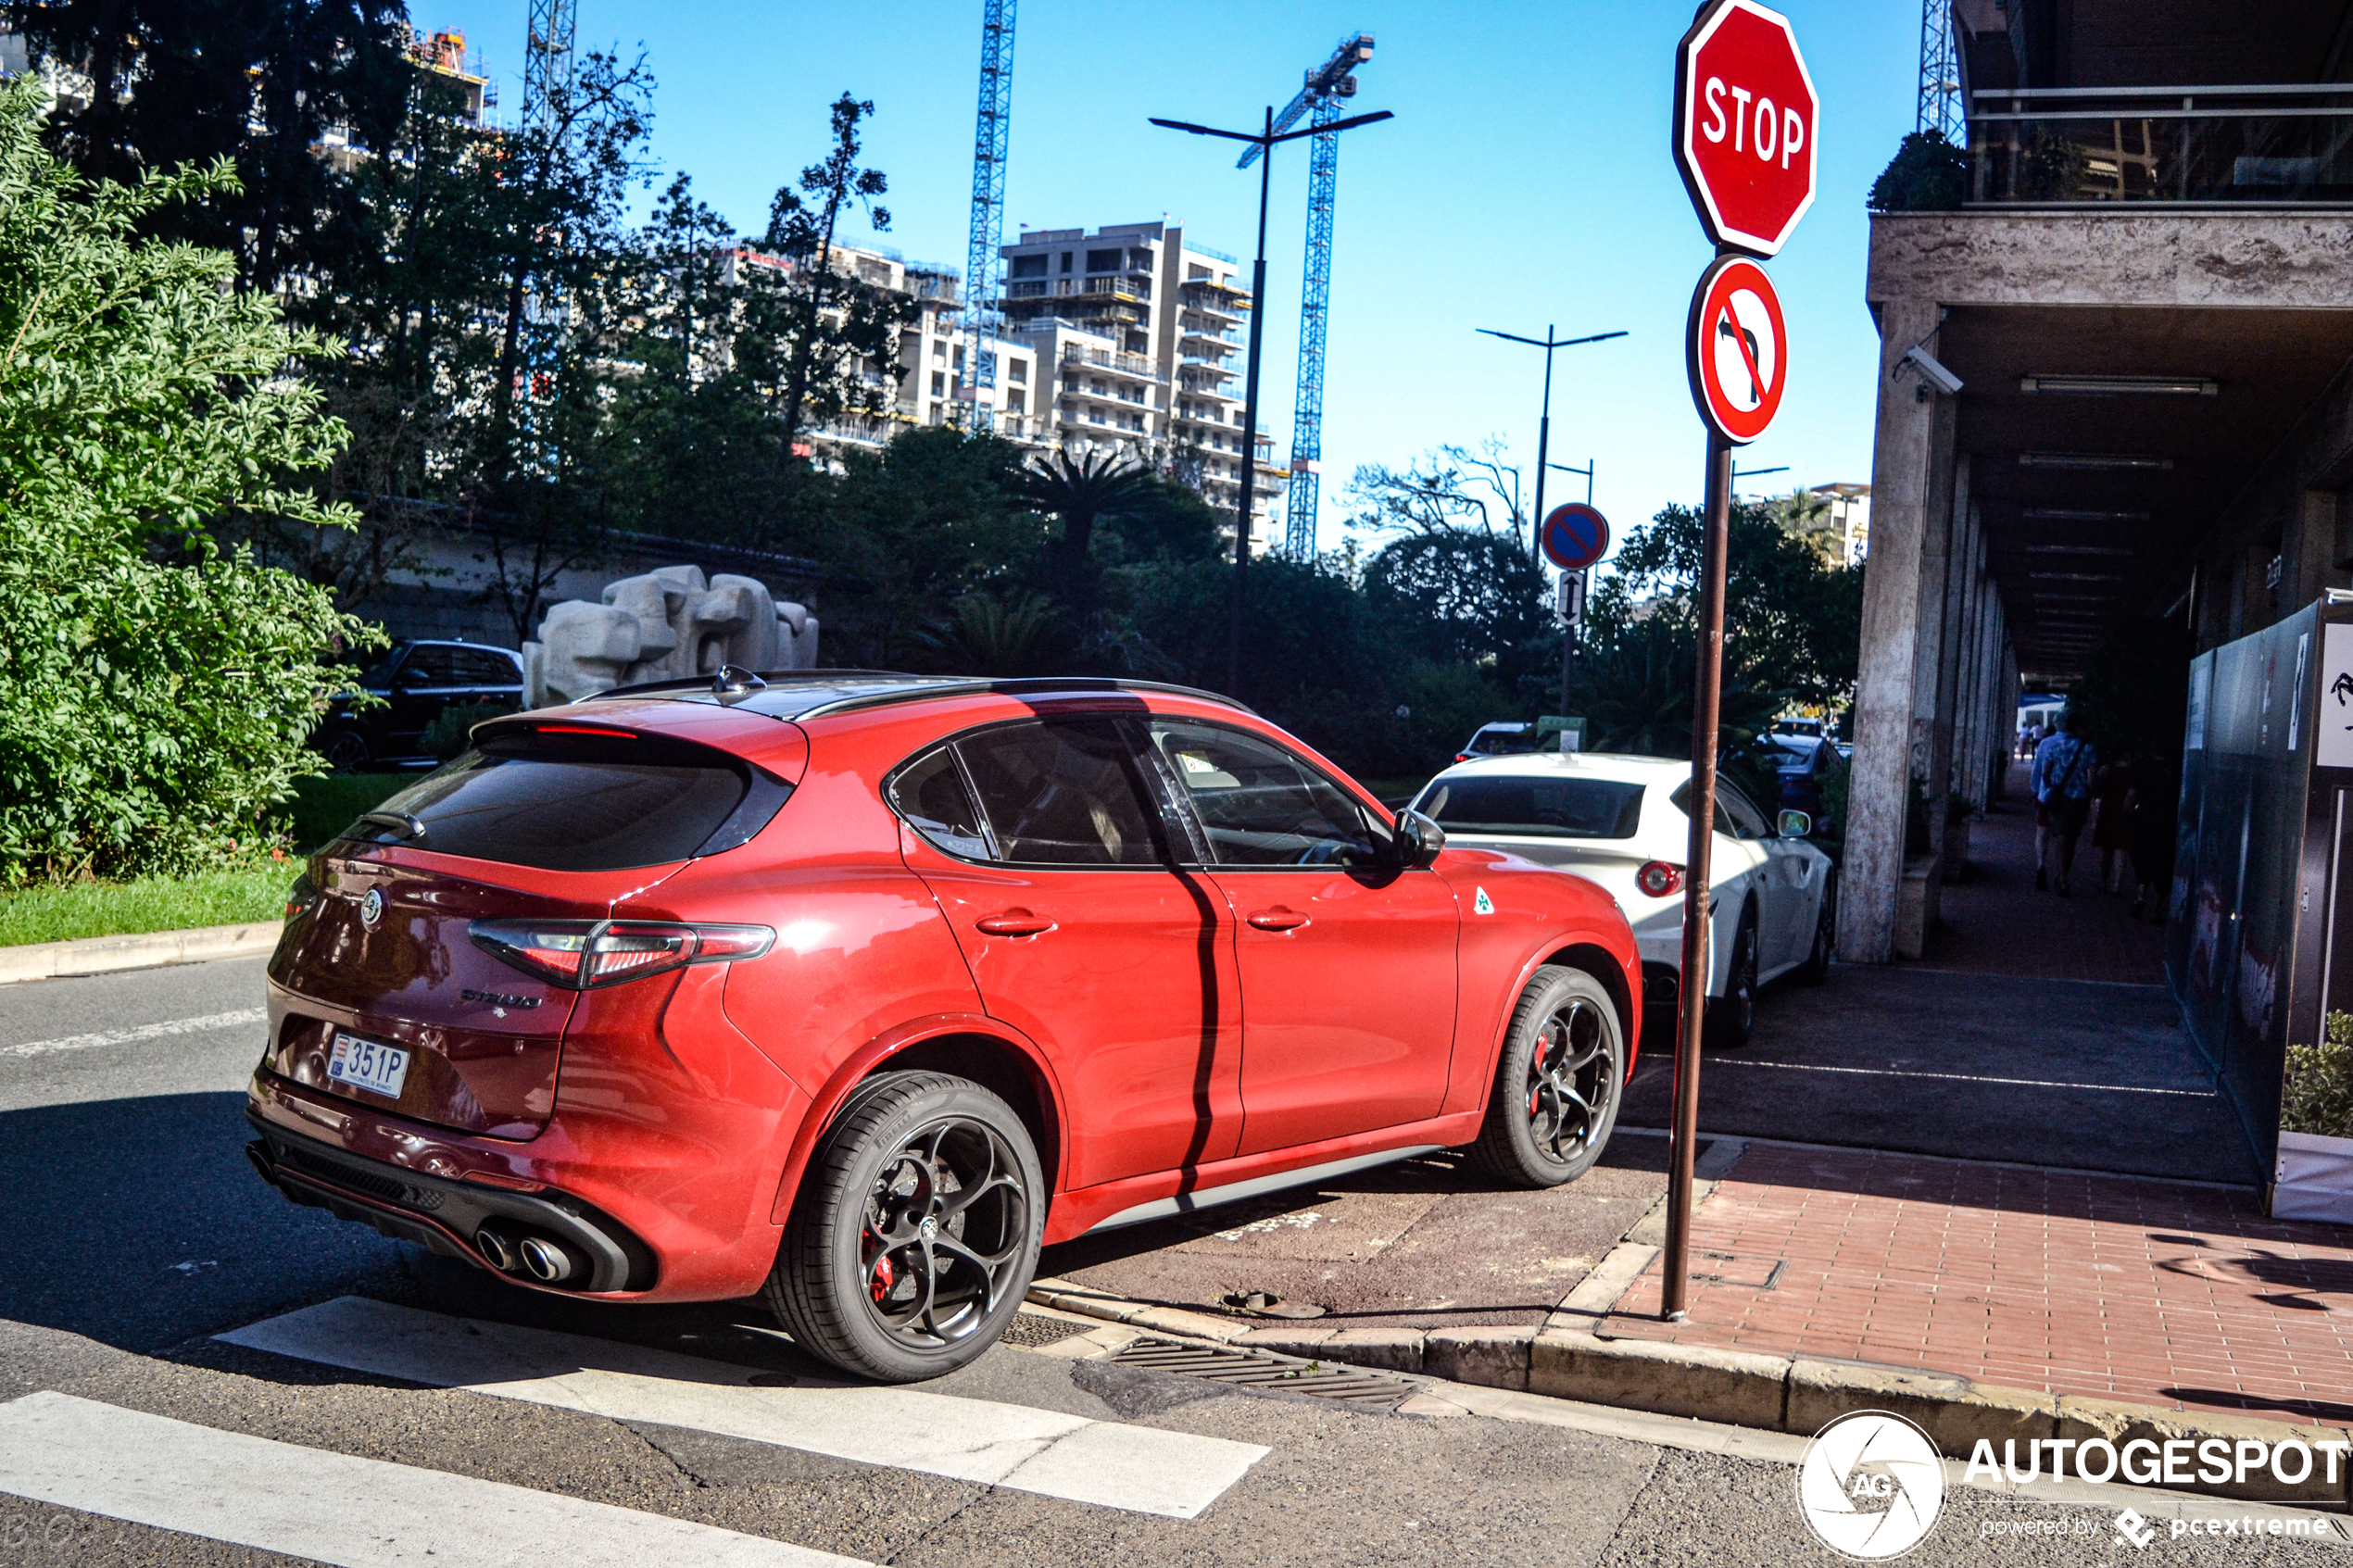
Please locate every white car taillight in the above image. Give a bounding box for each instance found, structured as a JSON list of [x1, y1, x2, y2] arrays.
[[1636, 861, 1684, 897]]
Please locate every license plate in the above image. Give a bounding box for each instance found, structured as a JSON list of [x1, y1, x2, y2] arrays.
[[326, 1033, 410, 1099]]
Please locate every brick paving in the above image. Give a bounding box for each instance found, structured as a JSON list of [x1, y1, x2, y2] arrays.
[[1599, 1141, 2353, 1424]]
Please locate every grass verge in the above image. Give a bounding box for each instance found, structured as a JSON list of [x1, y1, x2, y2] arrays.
[[0, 866, 290, 947]]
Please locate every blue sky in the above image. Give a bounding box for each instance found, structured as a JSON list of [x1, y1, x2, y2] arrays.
[[421, 1, 1918, 561]]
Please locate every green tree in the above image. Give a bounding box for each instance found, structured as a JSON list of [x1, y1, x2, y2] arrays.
[[0, 79, 372, 882], [5, 0, 411, 290]]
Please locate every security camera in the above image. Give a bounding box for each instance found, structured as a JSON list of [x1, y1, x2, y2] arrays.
[[1899, 345, 1964, 398]]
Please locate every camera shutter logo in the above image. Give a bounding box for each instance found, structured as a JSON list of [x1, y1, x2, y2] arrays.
[[359, 887, 384, 929], [1795, 1411, 1946, 1559]]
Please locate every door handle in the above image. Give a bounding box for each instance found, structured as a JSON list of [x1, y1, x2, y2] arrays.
[[1246, 907, 1310, 932], [975, 909, 1055, 937]]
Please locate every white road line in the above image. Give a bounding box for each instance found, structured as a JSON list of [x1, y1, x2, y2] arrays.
[[0, 1007, 266, 1060], [220, 1297, 1268, 1519], [0, 1391, 870, 1568], [1709, 1059, 2216, 1097]]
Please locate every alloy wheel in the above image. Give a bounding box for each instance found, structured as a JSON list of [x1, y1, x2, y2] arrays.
[[1523, 996, 1615, 1163], [860, 1116, 1030, 1349]]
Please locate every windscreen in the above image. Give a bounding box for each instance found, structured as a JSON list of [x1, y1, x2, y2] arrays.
[[339, 731, 779, 872], [1415, 775, 1645, 839]]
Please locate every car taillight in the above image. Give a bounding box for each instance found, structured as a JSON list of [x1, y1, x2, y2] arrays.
[[284, 873, 319, 920], [469, 919, 774, 989], [1454, 753, 1474, 763], [1636, 861, 1684, 897]]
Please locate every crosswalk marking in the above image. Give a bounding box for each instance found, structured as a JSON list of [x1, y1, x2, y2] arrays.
[[0, 1006, 266, 1060], [0, 1391, 872, 1568], [219, 1297, 1269, 1519]]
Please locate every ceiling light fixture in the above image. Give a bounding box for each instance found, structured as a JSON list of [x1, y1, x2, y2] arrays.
[[2020, 508, 2151, 523], [2022, 544, 2136, 555], [2019, 452, 2174, 471], [2031, 571, 2124, 582], [2020, 374, 2218, 397]]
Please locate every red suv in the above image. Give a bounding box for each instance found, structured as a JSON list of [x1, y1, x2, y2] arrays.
[[248, 673, 1642, 1380]]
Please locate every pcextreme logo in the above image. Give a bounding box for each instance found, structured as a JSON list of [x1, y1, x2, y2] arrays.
[[1795, 1411, 1946, 1559]]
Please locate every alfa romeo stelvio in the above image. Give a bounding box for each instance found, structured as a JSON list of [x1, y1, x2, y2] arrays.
[[247, 671, 1642, 1380]]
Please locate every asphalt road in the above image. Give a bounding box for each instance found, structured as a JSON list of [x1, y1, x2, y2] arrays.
[[0, 955, 2337, 1566]]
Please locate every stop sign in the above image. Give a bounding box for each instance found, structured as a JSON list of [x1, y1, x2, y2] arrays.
[[1673, 0, 1818, 258]]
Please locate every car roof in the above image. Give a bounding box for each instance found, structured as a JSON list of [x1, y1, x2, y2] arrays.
[[580, 670, 1256, 722], [1473, 721, 1530, 734], [1425, 751, 1689, 786]]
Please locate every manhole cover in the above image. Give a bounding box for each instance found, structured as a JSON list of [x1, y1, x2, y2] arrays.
[[1112, 1338, 1417, 1411]]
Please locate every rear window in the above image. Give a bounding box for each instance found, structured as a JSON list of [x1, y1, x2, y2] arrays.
[[339, 731, 789, 871], [1413, 775, 1644, 839], [1468, 727, 1538, 755]]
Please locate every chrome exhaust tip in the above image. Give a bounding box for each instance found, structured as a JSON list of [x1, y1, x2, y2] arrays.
[[474, 1224, 522, 1273], [518, 1235, 578, 1284]]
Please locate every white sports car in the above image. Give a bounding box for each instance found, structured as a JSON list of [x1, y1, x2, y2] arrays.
[[1406, 752, 1836, 1047]]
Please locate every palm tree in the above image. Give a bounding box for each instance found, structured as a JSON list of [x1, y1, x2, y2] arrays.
[[1017, 449, 1157, 596]]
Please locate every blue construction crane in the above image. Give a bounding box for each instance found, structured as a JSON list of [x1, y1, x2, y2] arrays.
[[1240, 32, 1376, 558], [960, 0, 1017, 431], [522, 0, 576, 139], [515, 0, 578, 465]]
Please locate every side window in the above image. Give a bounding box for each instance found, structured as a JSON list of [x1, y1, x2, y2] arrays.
[[956, 719, 1166, 866], [1718, 784, 1770, 840], [400, 646, 459, 686], [451, 647, 521, 686], [887, 747, 993, 861], [1151, 721, 1390, 868]]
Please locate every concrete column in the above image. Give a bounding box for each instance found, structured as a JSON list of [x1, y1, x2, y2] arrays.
[[1841, 299, 1948, 964], [1926, 472, 1975, 818]]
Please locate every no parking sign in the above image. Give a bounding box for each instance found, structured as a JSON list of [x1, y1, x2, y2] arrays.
[[1540, 503, 1610, 573]]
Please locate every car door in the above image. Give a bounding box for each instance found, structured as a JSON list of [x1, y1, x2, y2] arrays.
[[448, 645, 524, 713], [1718, 783, 1803, 971], [1147, 719, 1459, 1157], [384, 643, 457, 755], [891, 717, 1245, 1191]]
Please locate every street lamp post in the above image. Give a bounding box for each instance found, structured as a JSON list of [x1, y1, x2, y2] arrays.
[[1477, 326, 1625, 564], [1151, 106, 1394, 699]]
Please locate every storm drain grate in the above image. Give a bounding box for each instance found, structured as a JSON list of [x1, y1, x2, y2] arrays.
[[1112, 1338, 1418, 1411]]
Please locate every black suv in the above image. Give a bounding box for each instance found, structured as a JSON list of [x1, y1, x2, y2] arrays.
[[315, 640, 525, 772]]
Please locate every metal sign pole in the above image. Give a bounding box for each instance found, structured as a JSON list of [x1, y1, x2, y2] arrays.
[[1662, 428, 1734, 1320]]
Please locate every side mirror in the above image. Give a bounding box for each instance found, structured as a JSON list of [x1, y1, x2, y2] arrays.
[[1778, 809, 1813, 839], [1395, 809, 1446, 868]]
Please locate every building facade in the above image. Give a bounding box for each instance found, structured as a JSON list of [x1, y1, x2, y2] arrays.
[[1843, 0, 2353, 961]]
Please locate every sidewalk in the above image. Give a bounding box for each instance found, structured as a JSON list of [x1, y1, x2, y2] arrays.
[[1598, 1139, 2353, 1424]]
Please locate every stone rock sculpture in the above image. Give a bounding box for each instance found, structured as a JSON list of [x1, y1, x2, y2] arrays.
[[521, 565, 819, 709]]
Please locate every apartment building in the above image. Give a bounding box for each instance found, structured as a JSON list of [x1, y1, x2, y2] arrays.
[[998, 221, 1285, 546], [1841, 0, 2353, 961]]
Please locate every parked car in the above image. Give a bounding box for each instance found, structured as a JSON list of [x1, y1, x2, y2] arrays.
[[247, 672, 1643, 1382], [1406, 752, 1836, 1048], [1768, 717, 1824, 740], [1455, 721, 1541, 763], [314, 640, 525, 772], [1761, 734, 1841, 818]]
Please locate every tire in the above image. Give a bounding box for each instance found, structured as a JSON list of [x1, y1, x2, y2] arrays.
[[1468, 965, 1626, 1188], [321, 730, 371, 774], [1794, 872, 1837, 985], [765, 1071, 1043, 1383], [1704, 909, 1759, 1050]]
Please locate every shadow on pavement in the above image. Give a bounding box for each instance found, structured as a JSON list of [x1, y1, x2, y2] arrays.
[[1621, 965, 2259, 1185]]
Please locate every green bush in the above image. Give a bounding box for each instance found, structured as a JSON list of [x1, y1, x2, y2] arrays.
[[2284, 1013, 2353, 1138], [0, 864, 292, 947], [0, 78, 373, 884], [1868, 130, 1969, 212]]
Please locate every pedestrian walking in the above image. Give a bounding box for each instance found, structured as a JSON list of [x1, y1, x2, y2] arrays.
[[2127, 752, 2178, 922], [2032, 712, 2096, 896], [2092, 750, 2135, 895]]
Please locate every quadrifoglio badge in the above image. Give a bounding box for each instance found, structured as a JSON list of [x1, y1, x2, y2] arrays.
[[1797, 1411, 1945, 1559]]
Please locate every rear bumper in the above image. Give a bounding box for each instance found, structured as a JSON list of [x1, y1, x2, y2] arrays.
[[246, 1110, 657, 1294]]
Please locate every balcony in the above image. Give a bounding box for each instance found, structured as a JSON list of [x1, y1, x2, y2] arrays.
[[1967, 84, 2353, 204], [1063, 344, 1157, 378]]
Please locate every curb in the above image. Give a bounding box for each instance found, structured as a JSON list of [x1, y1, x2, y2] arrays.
[[1026, 1273, 2353, 1509], [0, 922, 282, 985]]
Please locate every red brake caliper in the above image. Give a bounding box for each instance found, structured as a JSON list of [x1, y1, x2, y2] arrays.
[[868, 1233, 895, 1304]]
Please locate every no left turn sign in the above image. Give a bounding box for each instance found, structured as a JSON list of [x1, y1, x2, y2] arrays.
[[1686, 255, 1786, 445]]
